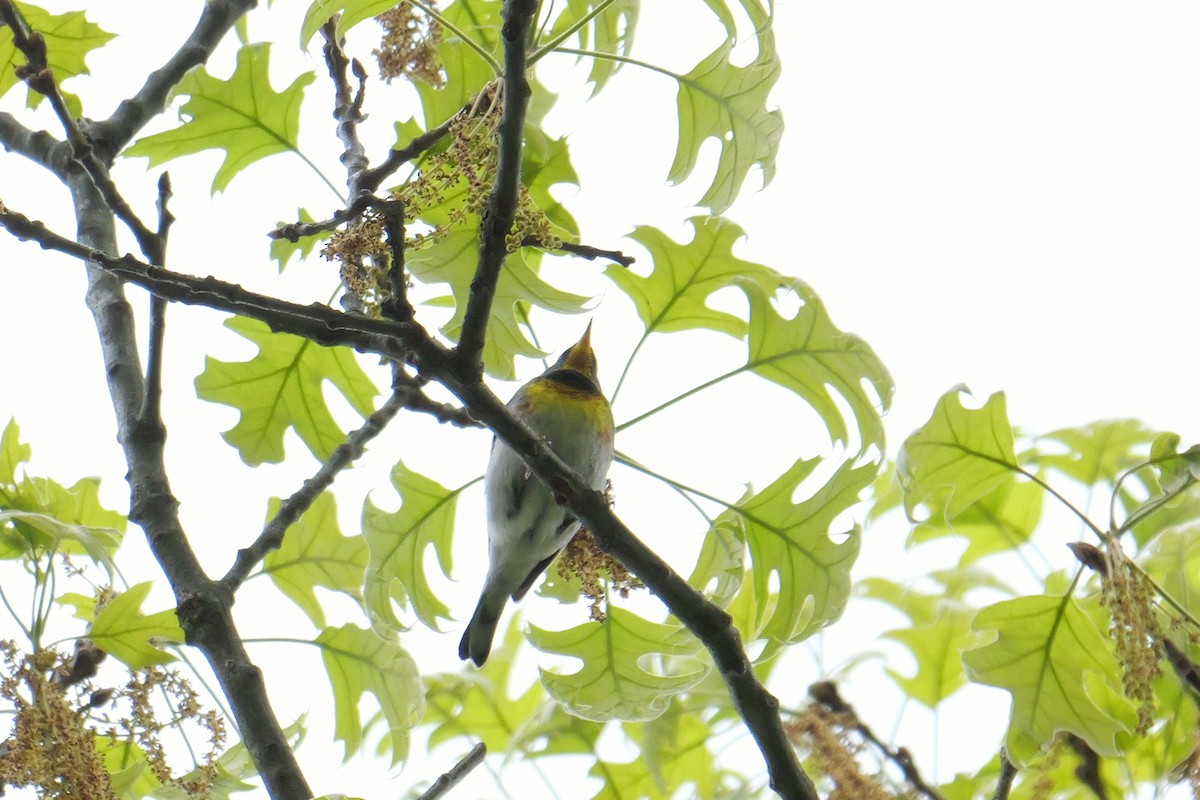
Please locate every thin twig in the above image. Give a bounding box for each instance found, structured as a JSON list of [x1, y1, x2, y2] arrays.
[[391, 364, 480, 428], [453, 0, 538, 380], [417, 742, 488, 800], [994, 750, 1017, 800], [221, 391, 408, 592], [269, 111, 464, 245], [321, 19, 369, 193], [2, 201, 817, 798], [0, 0, 159, 255], [89, 0, 259, 156], [808, 682, 944, 800], [139, 173, 174, 427], [379, 198, 416, 322], [520, 236, 635, 267]]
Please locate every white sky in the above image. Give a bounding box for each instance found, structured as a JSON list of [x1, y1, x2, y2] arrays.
[[2, 1, 1200, 797]]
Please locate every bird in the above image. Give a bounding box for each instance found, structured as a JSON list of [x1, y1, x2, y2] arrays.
[[459, 322, 615, 667]]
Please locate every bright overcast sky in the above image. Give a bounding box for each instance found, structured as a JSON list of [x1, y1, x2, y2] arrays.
[[3, 1, 1200, 795]]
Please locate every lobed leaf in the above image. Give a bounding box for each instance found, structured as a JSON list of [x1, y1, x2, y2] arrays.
[[316, 624, 423, 764], [89, 582, 185, 669], [0, 2, 113, 116], [738, 457, 874, 646], [898, 388, 1019, 523], [860, 577, 976, 708], [270, 208, 330, 271], [670, 26, 783, 213], [907, 478, 1044, 565], [743, 279, 892, 453], [300, 0, 397, 46], [606, 216, 780, 339], [528, 606, 707, 721], [408, 231, 590, 380], [195, 316, 379, 466], [596, 707, 718, 800], [962, 594, 1135, 764], [363, 463, 467, 632], [545, 0, 639, 93], [262, 493, 368, 628], [125, 44, 315, 193], [424, 622, 544, 752]]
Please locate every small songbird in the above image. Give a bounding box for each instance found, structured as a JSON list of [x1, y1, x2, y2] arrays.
[[459, 323, 615, 667]]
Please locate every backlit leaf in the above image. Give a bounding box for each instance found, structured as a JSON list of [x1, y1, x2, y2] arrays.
[[408, 230, 589, 380], [908, 478, 1044, 565], [898, 388, 1019, 522], [363, 463, 468, 632], [125, 44, 315, 193], [89, 582, 185, 669], [424, 621, 544, 751], [262, 493, 368, 628], [528, 606, 706, 721], [606, 217, 781, 339], [962, 594, 1135, 764], [0, 3, 113, 116], [316, 624, 423, 763], [195, 316, 379, 466], [300, 0, 396, 46], [670, 27, 782, 213], [743, 279, 892, 453], [546, 0, 639, 93], [738, 457, 873, 645]]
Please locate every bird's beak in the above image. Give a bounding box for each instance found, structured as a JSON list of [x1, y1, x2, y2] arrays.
[[560, 321, 595, 372]]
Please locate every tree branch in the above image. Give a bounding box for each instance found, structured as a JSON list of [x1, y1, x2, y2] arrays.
[[221, 389, 408, 592], [520, 235, 635, 268], [89, 0, 260, 157], [417, 742, 488, 800], [453, 0, 537, 380], [0, 110, 60, 168], [994, 750, 1017, 800], [0, 207, 817, 798], [808, 681, 943, 800]]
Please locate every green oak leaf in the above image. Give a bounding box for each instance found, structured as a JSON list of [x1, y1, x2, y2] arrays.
[[425, 621, 544, 752], [0, 3, 113, 116], [523, 126, 581, 238], [316, 624, 423, 764], [962, 594, 1135, 764], [300, 0, 397, 46], [363, 463, 469, 632], [607, 705, 717, 800], [89, 582, 185, 669], [860, 578, 975, 708], [1143, 526, 1200, 619], [545, 0, 639, 93], [898, 388, 1019, 522], [606, 217, 781, 339], [408, 230, 590, 380], [737, 457, 873, 646], [262, 493, 368, 628], [670, 27, 783, 213], [0, 418, 31, 486], [702, 0, 772, 37], [908, 478, 1044, 565], [1034, 419, 1159, 488], [270, 208, 330, 271], [125, 44, 315, 193], [414, 0, 502, 127], [56, 591, 98, 622], [195, 316, 379, 466], [0, 508, 121, 570], [528, 606, 707, 721], [686, 505, 745, 609], [743, 279, 892, 453]]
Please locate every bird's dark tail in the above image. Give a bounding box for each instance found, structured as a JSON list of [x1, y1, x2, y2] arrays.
[[459, 585, 507, 667]]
